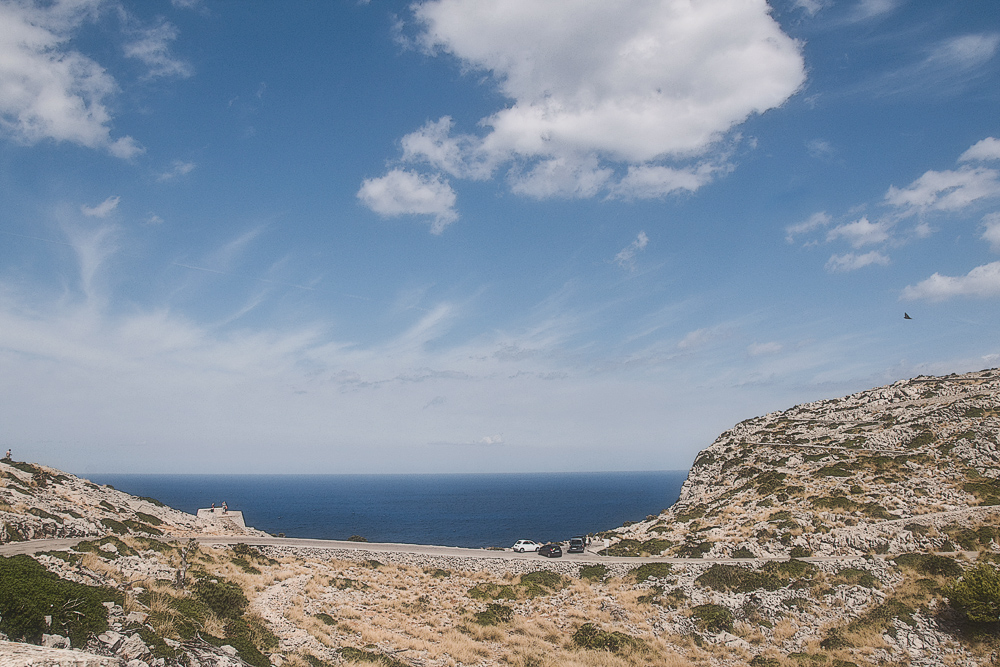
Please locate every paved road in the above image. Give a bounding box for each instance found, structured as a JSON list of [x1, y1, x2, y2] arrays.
[[5, 534, 978, 564]]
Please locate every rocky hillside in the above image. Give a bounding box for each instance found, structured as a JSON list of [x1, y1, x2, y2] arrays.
[[608, 367, 1000, 559], [0, 459, 260, 543]]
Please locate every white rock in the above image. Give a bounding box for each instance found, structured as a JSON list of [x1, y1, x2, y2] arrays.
[[41, 633, 71, 649]]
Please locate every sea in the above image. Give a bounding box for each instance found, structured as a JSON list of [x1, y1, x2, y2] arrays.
[[87, 471, 688, 549]]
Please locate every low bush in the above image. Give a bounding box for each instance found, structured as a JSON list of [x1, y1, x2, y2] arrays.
[[339, 646, 409, 667], [579, 564, 607, 581], [690, 604, 733, 633], [893, 553, 963, 578], [572, 623, 643, 653], [347, 535, 368, 542], [135, 511, 164, 526], [948, 562, 1000, 624], [696, 564, 781, 592], [467, 582, 517, 600], [474, 603, 513, 626], [631, 562, 673, 583], [832, 568, 879, 589], [100, 518, 128, 534], [193, 578, 248, 618], [0, 554, 121, 645], [675, 541, 713, 558]]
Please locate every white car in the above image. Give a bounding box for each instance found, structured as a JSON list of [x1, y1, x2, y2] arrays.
[[512, 540, 541, 553]]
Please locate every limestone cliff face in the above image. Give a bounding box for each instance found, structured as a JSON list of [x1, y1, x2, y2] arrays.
[[612, 367, 1000, 558], [0, 461, 260, 543]]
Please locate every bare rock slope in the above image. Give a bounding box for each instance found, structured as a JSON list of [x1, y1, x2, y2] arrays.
[[608, 367, 1000, 559], [0, 460, 262, 543]]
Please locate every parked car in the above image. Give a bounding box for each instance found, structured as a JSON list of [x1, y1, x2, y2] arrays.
[[568, 536, 585, 553], [538, 543, 562, 558], [512, 540, 541, 552]]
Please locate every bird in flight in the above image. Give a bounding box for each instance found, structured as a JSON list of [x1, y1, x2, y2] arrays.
[[904, 313, 912, 320]]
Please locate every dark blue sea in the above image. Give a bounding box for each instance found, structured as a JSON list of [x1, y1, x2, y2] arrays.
[[86, 472, 687, 549]]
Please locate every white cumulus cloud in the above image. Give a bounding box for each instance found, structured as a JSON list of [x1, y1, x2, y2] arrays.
[[0, 0, 142, 158], [362, 0, 806, 226], [902, 261, 1000, 301], [960, 137, 1000, 163], [357, 169, 458, 234]]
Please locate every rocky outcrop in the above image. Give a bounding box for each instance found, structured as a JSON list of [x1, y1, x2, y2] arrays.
[[0, 460, 265, 545], [0, 641, 121, 667], [609, 367, 1000, 559]]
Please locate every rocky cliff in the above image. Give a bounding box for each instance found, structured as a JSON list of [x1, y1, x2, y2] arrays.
[[0, 460, 262, 543], [608, 367, 1000, 558]]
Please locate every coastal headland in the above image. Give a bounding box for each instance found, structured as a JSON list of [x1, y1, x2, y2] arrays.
[[2, 368, 999, 667]]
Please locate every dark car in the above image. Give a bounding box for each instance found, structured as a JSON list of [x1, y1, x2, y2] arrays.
[[538, 543, 562, 558], [568, 536, 585, 553]]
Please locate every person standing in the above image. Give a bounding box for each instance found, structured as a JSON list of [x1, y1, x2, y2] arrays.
[[3, 449, 10, 460]]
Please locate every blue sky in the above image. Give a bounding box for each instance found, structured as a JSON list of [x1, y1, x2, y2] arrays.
[[0, 0, 998, 475]]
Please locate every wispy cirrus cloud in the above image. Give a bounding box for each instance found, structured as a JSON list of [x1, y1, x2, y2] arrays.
[[613, 231, 649, 271], [81, 196, 121, 218], [124, 20, 192, 79], [157, 160, 197, 182]]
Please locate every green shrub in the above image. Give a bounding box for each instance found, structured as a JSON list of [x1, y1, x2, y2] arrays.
[[98, 500, 117, 512], [75, 536, 137, 558], [338, 647, 409, 667], [631, 562, 673, 583], [789, 546, 812, 558], [0, 554, 121, 645], [948, 563, 1000, 624], [135, 512, 163, 526], [3, 522, 26, 542], [833, 568, 879, 589], [696, 564, 781, 592], [467, 582, 517, 600], [579, 564, 607, 581], [27, 507, 62, 523], [812, 496, 858, 512], [572, 623, 643, 653], [474, 603, 513, 626], [846, 599, 914, 635], [893, 553, 963, 578], [122, 519, 163, 535], [138, 495, 166, 507], [604, 537, 671, 556], [314, 612, 337, 626], [690, 604, 733, 633], [675, 541, 712, 558], [816, 465, 852, 477], [519, 570, 564, 596], [732, 547, 755, 558], [100, 518, 128, 534], [347, 535, 368, 542], [193, 579, 248, 618], [769, 559, 816, 579]]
